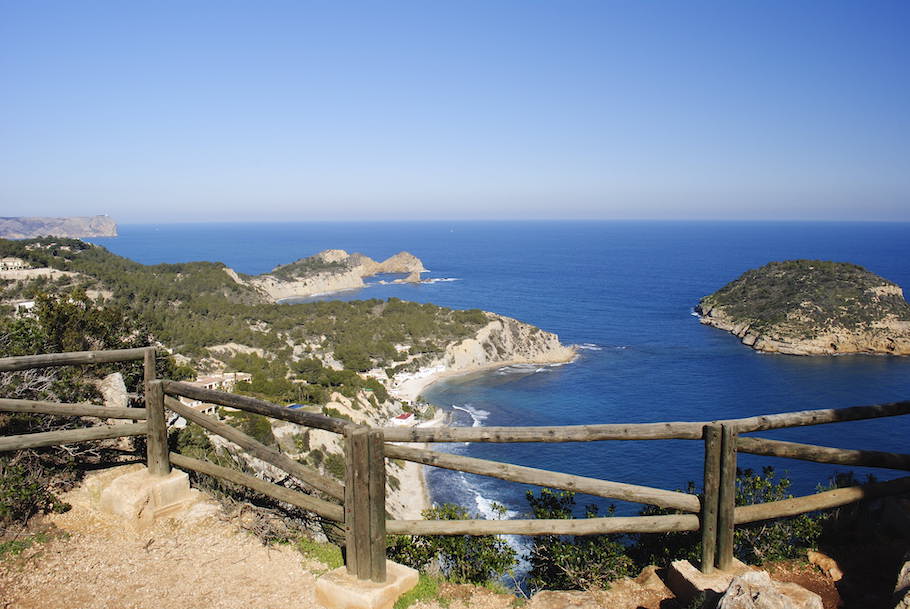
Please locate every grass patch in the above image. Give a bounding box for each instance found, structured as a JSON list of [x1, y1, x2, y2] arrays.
[[296, 537, 343, 570], [0, 532, 55, 560], [394, 573, 444, 609]]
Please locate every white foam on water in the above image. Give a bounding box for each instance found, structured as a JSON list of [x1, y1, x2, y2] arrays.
[[424, 277, 461, 283], [451, 404, 490, 427], [495, 364, 538, 375], [576, 343, 603, 351], [469, 483, 531, 577]]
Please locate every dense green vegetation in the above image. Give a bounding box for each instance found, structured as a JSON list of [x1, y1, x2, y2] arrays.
[[389, 468, 835, 592], [269, 254, 348, 281], [0, 292, 190, 532], [0, 238, 488, 370], [387, 503, 517, 584], [525, 489, 633, 591], [698, 260, 910, 336]]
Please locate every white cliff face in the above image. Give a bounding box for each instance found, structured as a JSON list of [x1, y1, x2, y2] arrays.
[[248, 267, 366, 301], [225, 249, 428, 302], [444, 315, 576, 371]]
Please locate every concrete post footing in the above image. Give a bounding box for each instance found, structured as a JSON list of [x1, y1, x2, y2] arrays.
[[315, 561, 419, 609], [666, 558, 753, 606], [99, 466, 199, 527]]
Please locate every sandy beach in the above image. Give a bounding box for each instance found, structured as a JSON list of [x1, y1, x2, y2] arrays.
[[384, 348, 577, 516], [384, 406, 447, 518], [389, 349, 578, 404]]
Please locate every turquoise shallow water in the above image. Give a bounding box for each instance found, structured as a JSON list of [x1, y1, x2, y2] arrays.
[[92, 220, 910, 517]]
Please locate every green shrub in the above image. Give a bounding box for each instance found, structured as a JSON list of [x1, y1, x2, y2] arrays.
[[0, 457, 70, 526], [629, 468, 828, 568], [387, 503, 516, 585], [222, 411, 277, 447], [323, 452, 346, 480], [525, 489, 633, 592], [733, 466, 825, 563]]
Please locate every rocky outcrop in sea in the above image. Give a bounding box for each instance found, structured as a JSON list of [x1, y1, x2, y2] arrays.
[[697, 260, 910, 355]]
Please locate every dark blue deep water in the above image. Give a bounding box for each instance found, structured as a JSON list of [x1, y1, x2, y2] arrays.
[[92, 221, 910, 518]]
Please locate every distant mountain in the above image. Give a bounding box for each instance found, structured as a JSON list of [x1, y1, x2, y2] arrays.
[[0, 216, 117, 239]]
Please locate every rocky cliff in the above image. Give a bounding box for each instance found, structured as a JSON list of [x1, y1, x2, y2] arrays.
[[234, 249, 428, 301], [697, 260, 910, 355], [0, 216, 117, 239], [444, 313, 577, 370]]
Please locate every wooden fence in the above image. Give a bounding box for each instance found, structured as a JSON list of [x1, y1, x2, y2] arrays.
[[1, 349, 909, 583]]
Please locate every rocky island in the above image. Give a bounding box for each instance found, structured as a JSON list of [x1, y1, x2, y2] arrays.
[[228, 248, 428, 301], [0, 215, 117, 239], [696, 260, 910, 355]]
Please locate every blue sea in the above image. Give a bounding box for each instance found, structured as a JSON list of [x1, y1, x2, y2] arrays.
[[91, 221, 910, 520]]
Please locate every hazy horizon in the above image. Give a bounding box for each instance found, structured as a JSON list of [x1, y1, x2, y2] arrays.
[[2, 1, 908, 223]]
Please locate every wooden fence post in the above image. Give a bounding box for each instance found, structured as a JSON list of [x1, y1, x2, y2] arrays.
[[368, 428, 387, 583], [716, 423, 737, 570], [700, 424, 721, 573], [145, 380, 171, 476], [143, 347, 156, 394], [344, 426, 387, 583]]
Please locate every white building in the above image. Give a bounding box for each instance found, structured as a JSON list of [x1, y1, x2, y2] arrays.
[[174, 372, 253, 422], [389, 412, 415, 426], [0, 257, 30, 271]]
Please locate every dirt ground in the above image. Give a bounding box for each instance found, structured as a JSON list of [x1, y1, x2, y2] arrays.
[[0, 466, 868, 609], [0, 471, 328, 609]]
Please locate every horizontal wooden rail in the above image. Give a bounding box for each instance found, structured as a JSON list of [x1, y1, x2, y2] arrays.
[[0, 422, 148, 452], [737, 436, 910, 471], [169, 452, 344, 522], [0, 348, 151, 372], [385, 443, 700, 512], [386, 513, 699, 536], [381, 400, 910, 443], [735, 475, 910, 524], [0, 398, 147, 420], [161, 380, 349, 435], [381, 421, 705, 443], [726, 400, 910, 434], [164, 396, 344, 500]]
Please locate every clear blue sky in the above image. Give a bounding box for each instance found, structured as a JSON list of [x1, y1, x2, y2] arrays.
[[1, 1, 908, 222]]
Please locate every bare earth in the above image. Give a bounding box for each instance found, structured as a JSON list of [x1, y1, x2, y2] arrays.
[[0, 472, 327, 609]]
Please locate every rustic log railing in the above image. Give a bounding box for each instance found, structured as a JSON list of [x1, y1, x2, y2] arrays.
[[2, 349, 909, 583]]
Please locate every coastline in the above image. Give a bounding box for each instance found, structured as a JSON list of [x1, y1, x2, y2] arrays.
[[385, 348, 577, 515], [389, 348, 579, 404], [385, 407, 447, 519]]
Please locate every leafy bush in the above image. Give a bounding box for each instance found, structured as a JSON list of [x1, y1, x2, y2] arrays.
[[525, 489, 633, 592], [0, 456, 70, 527], [733, 466, 825, 563], [629, 468, 827, 568], [387, 503, 517, 584], [222, 411, 277, 447]]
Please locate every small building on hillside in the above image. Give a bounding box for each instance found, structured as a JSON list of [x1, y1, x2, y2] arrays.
[[14, 300, 35, 315], [174, 372, 253, 421], [389, 412, 415, 426], [0, 257, 30, 270]]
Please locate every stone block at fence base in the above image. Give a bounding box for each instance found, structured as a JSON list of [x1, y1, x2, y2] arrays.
[[666, 559, 754, 606], [99, 466, 199, 527], [315, 561, 419, 609]]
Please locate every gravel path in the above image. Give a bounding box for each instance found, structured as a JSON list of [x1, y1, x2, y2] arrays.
[[0, 467, 325, 609]]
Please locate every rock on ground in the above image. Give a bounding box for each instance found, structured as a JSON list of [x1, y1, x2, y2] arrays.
[[717, 571, 823, 609]]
